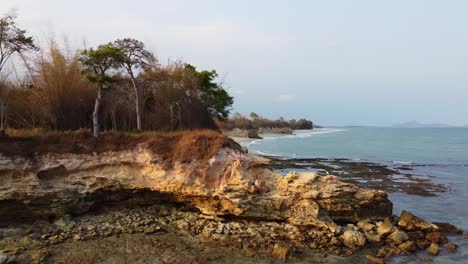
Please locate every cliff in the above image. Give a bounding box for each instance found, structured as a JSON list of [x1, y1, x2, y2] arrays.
[[0, 131, 462, 263]]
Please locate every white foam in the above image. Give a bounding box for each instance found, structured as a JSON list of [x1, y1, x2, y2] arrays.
[[392, 161, 413, 165]]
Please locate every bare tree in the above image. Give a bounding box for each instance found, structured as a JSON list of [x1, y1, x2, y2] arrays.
[[0, 11, 37, 74], [112, 38, 156, 132]]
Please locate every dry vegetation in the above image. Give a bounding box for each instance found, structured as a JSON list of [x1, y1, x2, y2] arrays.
[[0, 42, 224, 132], [0, 129, 241, 164]]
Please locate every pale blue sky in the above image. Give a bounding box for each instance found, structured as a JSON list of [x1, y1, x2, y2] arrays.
[[3, 0, 468, 126]]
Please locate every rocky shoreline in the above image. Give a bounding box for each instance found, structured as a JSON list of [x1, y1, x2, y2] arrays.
[[265, 157, 447, 197], [0, 133, 464, 263]]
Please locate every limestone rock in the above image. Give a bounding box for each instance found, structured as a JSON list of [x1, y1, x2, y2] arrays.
[[366, 255, 385, 264], [377, 218, 394, 236], [397, 211, 433, 231], [388, 229, 408, 245], [443, 242, 458, 252], [432, 222, 464, 235], [426, 243, 439, 256], [341, 230, 366, 249], [357, 221, 375, 232], [272, 243, 292, 261], [398, 241, 416, 252], [0, 147, 392, 230], [425, 231, 448, 244]]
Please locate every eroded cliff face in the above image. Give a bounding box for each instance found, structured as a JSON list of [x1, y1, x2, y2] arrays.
[[0, 136, 462, 263], [0, 145, 391, 228]]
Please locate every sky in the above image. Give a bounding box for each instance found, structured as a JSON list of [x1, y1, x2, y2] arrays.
[[2, 0, 468, 126]]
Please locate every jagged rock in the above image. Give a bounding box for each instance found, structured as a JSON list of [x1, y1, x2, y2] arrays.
[[0, 134, 460, 262], [398, 241, 416, 252], [357, 221, 375, 232], [341, 230, 366, 249], [388, 229, 408, 245], [425, 231, 448, 244], [432, 222, 464, 235], [365, 232, 381, 243], [377, 218, 394, 236], [426, 243, 439, 256], [0, 146, 392, 230], [397, 211, 433, 231]]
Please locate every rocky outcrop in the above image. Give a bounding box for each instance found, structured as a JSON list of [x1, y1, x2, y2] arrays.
[[0, 135, 462, 262], [223, 128, 261, 138], [0, 145, 391, 227], [258, 127, 293, 135]]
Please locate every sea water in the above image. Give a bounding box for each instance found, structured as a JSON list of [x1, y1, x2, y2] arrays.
[[240, 127, 468, 263]]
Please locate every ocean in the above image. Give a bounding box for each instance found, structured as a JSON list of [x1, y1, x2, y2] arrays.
[[240, 127, 468, 263]]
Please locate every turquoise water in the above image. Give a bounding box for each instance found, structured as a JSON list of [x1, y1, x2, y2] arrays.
[[241, 127, 468, 263], [244, 127, 468, 165]]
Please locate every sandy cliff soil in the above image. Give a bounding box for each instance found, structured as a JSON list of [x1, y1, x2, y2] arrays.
[[0, 131, 463, 263]]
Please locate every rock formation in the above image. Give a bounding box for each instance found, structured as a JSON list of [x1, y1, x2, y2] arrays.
[[0, 132, 463, 263]]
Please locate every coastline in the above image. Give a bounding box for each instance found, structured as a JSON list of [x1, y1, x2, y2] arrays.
[[232, 127, 468, 263]]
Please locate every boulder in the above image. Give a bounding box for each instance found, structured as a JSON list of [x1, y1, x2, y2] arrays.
[[357, 221, 375, 232], [398, 241, 416, 252], [365, 255, 385, 264], [432, 222, 464, 235], [272, 243, 292, 261], [388, 229, 408, 245], [443, 243, 458, 252], [426, 243, 439, 256], [397, 211, 433, 231], [377, 218, 395, 236], [341, 230, 366, 249], [425, 231, 448, 244]]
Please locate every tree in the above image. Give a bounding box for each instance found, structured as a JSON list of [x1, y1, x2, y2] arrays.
[[249, 112, 259, 120], [0, 77, 9, 130], [0, 11, 38, 74], [184, 64, 233, 120], [80, 44, 124, 137], [112, 38, 156, 132]]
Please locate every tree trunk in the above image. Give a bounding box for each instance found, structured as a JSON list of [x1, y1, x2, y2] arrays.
[[93, 87, 102, 137], [0, 98, 4, 131], [129, 72, 142, 132]]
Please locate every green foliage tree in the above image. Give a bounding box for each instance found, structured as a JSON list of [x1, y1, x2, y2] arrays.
[[0, 11, 37, 74], [80, 44, 125, 137], [184, 64, 233, 120], [112, 38, 157, 132]]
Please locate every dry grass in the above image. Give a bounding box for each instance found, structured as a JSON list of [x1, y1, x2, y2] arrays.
[[0, 129, 241, 164]]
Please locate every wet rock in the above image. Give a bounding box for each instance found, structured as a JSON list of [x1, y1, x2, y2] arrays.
[[397, 211, 433, 231], [366, 255, 385, 264], [432, 222, 464, 235], [416, 240, 430, 250], [341, 230, 366, 249], [443, 242, 458, 252], [426, 243, 439, 256], [425, 231, 448, 244]]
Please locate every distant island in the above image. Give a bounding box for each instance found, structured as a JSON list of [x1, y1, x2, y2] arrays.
[[392, 121, 459, 128]]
